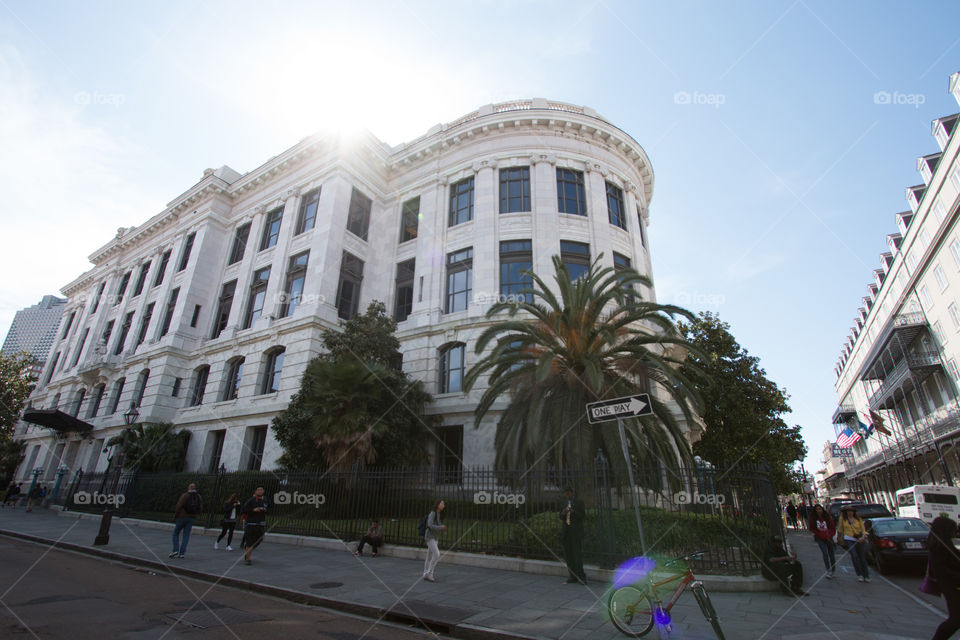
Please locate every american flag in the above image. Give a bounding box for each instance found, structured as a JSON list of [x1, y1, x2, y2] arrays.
[[836, 426, 861, 448]]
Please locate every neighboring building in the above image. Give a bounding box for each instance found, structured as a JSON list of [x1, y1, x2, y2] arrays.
[[15, 99, 664, 480], [833, 71, 960, 508], [1, 295, 67, 372], [816, 440, 856, 505]]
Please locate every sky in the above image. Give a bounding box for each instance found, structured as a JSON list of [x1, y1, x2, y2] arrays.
[[1, 0, 959, 476]]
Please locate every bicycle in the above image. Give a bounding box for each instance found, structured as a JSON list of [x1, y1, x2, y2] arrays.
[[608, 550, 725, 639]]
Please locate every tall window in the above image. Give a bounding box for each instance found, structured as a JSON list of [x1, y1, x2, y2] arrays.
[[61, 311, 76, 339], [190, 304, 201, 327], [259, 207, 283, 251], [177, 232, 196, 272], [435, 425, 463, 484], [243, 267, 270, 329], [228, 223, 251, 265], [499, 167, 530, 213], [400, 197, 420, 242], [87, 383, 106, 419], [395, 259, 415, 322], [109, 378, 125, 414], [246, 426, 268, 471], [190, 365, 209, 406], [445, 248, 473, 313], [159, 288, 180, 337], [154, 249, 171, 287], [950, 303, 960, 331], [935, 264, 949, 291], [211, 280, 237, 339], [347, 187, 372, 240], [100, 320, 115, 351], [90, 282, 105, 314], [557, 168, 586, 215], [43, 352, 60, 385], [280, 251, 309, 318], [71, 388, 86, 417], [114, 312, 134, 355], [132, 369, 150, 407], [206, 430, 226, 473], [637, 207, 647, 248], [439, 343, 465, 393], [114, 271, 131, 306], [500, 240, 533, 303], [71, 328, 89, 367], [133, 261, 151, 297], [951, 239, 960, 270], [613, 252, 632, 271], [295, 187, 321, 235], [448, 177, 474, 226], [560, 241, 590, 281], [135, 303, 155, 348], [606, 182, 626, 229], [221, 357, 245, 401], [336, 252, 364, 320], [260, 347, 285, 394]]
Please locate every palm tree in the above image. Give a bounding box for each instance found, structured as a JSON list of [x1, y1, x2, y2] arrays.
[[464, 255, 703, 480], [106, 422, 190, 472]]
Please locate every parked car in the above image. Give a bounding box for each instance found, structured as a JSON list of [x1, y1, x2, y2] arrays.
[[828, 500, 863, 521], [864, 517, 929, 574], [829, 502, 891, 522]]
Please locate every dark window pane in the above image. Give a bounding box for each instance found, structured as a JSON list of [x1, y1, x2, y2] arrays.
[[499, 167, 530, 213], [557, 169, 586, 215], [259, 208, 284, 251], [347, 188, 372, 240], [400, 197, 420, 242], [229, 223, 251, 264], [296, 188, 321, 235], [448, 177, 474, 226]]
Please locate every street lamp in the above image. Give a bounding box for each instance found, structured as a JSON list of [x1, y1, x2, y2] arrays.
[[93, 403, 139, 546]]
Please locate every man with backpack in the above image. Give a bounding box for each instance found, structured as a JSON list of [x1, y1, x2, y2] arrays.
[[170, 483, 202, 558]]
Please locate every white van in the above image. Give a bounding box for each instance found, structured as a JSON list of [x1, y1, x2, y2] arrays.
[[896, 485, 960, 524]]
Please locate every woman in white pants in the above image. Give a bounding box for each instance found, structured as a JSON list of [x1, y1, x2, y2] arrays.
[[422, 500, 446, 582]]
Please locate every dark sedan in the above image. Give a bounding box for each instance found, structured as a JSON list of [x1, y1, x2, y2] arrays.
[[865, 517, 929, 574], [829, 502, 891, 522]]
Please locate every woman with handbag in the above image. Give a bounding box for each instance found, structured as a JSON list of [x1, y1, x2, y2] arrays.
[[836, 506, 870, 582], [808, 504, 837, 578], [214, 493, 241, 551], [928, 516, 960, 640]]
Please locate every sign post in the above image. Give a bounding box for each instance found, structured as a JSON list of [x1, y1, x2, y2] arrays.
[[587, 394, 653, 556]]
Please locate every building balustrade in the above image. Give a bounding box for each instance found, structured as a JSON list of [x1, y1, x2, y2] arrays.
[[867, 350, 942, 408]]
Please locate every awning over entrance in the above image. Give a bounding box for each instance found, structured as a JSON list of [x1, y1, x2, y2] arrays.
[[21, 409, 94, 434]]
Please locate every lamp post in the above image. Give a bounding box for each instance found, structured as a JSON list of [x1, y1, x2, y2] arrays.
[[93, 403, 138, 546], [51, 464, 69, 503]]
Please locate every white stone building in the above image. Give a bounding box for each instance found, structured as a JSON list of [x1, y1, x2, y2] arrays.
[[833, 72, 960, 507], [16, 99, 658, 481]]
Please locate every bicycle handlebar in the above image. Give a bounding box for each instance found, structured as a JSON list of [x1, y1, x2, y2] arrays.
[[664, 550, 706, 566]]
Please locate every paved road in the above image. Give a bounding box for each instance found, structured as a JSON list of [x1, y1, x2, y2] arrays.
[[0, 537, 437, 640]]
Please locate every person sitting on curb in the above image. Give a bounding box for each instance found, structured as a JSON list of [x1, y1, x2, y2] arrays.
[[354, 518, 384, 557], [761, 535, 807, 596]]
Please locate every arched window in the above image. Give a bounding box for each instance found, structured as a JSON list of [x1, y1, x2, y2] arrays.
[[439, 343, 466, 394], [132, 369, 149, 407], [190, 365, 210, 406], [260, 347, 286, 394], [221, 357, 245, 401], [86, 383, 106, 419]]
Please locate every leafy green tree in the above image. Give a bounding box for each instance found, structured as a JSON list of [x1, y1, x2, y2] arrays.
[[679, 312, 806, 493], [272, 302, 434, 471], [464, 256, 703, 477], [0, 352, 37, 478], [106, 422, 191, 472]]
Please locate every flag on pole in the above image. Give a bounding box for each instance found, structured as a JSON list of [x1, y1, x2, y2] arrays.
[[836, 427, 862, 448], [868, 410, 891, 436], [858, 420, 874, 439]]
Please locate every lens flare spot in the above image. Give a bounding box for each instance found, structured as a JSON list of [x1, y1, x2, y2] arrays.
[[613, 556, 656, 588]]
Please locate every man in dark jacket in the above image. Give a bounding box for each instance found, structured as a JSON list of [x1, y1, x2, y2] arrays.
[[170, 483, 202, 558], [560, 487, 586, 584], [241, 487, 268, 565], [762, 535, 806, 596]]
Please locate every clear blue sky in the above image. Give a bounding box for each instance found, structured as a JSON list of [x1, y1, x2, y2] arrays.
[[2, 0, 959, 475]]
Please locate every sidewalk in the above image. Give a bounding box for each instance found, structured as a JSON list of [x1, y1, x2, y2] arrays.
[[0, 508, 943, 639]]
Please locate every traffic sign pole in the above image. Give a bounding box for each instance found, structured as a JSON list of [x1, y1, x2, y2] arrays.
[[617, 417, 647, 556]]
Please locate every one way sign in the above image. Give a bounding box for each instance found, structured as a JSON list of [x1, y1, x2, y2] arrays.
[[586, 394, 652, 424]]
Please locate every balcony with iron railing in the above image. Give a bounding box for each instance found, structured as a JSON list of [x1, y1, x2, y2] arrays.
[[867, 350, 942, 408], [846, 406, 960, 476]]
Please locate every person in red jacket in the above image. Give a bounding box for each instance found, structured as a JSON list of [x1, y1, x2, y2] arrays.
[[808, 503, 837, 578]]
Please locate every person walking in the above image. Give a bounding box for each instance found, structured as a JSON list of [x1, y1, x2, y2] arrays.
[[928, 516, 960, 640], [25, 484, 42, 512], [786, 501, 798, 529], [354, 518, 384, 557], [837, 505, 870, 582], [761, 535, 807, 596], [560, 487, 586, 585], [422, 500, 446, 582], [241, 487, 268, 565], [169, 483, 202, 558], [214, 493, 241, 551], [808, 504, 837, 578]]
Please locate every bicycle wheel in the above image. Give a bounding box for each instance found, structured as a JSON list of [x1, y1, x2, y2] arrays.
[[608, 585, 656, 637], [691, 583, 725, 640]]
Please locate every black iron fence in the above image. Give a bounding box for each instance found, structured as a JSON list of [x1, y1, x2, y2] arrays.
[[56, 457, 779, 574]]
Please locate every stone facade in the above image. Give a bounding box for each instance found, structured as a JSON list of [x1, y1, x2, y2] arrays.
[[16, 99, 657, 481]]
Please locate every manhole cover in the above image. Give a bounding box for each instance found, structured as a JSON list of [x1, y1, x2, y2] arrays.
[[310, 581, 344, 589], [165, 606, 270, 629]]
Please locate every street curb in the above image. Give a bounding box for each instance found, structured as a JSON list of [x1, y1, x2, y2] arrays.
[[50, 508, 777, 592], [0, 527, 545, 640]]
